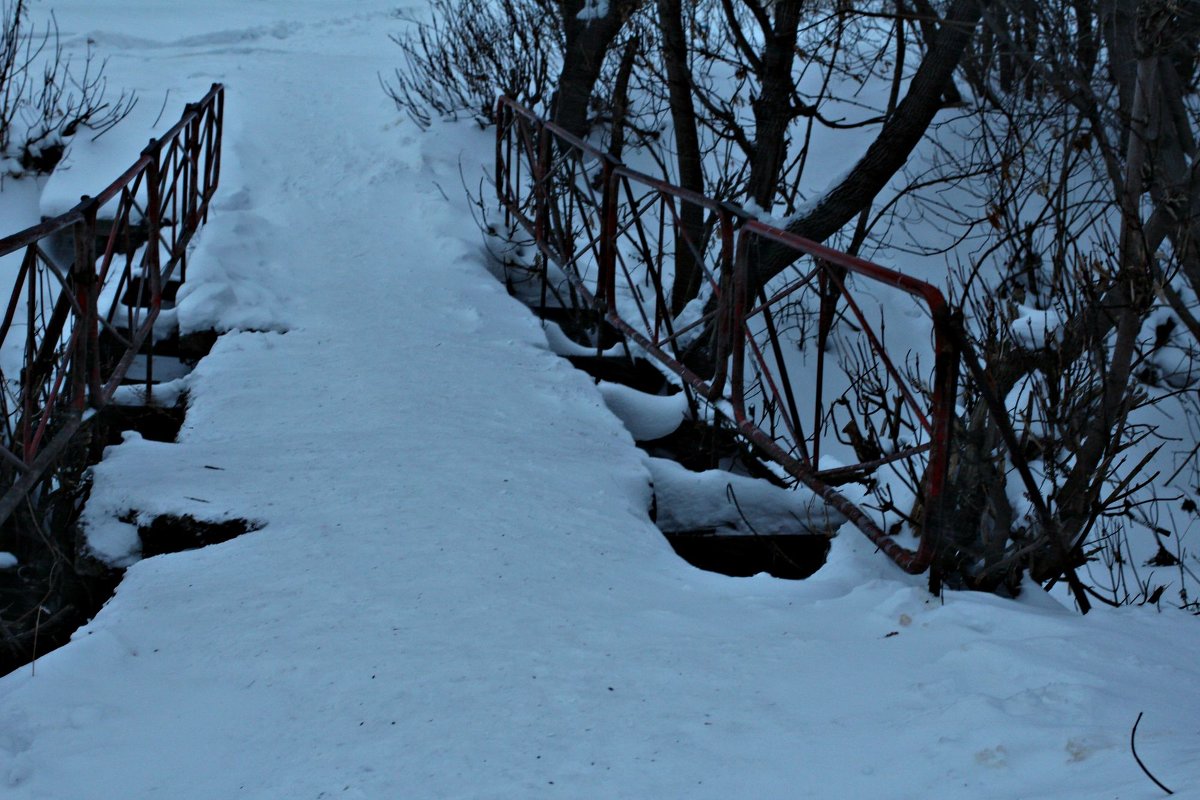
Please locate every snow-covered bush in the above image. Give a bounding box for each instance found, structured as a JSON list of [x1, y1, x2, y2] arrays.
[[0, 0, 134, 179]]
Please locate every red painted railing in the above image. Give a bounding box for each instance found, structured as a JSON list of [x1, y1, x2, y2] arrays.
[[0, 84, 224, 526], [495, 96, 960, 574]]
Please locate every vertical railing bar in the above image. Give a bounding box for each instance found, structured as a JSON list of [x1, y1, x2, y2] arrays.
[[613, 180, 658, 338], [755, 285, 806, 463], [144, 136, 163, 403], [22, 248, 36, 460], [813, 265, 834, 466], [825, 266, 932, 433]]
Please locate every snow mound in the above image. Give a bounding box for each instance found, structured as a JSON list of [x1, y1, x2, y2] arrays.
[[540, 320, 622, 358], [596, 381, 689, 441], [1010, 305, 1064, 350]]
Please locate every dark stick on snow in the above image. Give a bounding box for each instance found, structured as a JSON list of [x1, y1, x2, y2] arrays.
[[1131, 712, 1174, 795]]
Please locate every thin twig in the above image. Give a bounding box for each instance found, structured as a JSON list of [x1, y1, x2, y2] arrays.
[[1131, 711, 1175, 796], [725, 483, 807, 573], [31, 603, 40, 677]]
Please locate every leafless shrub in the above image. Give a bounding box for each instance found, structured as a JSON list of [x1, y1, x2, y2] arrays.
[[383, 0, 562, 129], [0, 1, 135, 178]]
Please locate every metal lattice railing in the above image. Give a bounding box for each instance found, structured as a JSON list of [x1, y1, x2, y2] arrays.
[[0, 83, 224, 527], [495, 96, 960, 574]]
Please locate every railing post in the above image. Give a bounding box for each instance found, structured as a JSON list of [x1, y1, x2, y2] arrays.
[[184, 102, 201, 230], [22, 247, 36, 459], [144, 137, 164, 402], [213, 86, 224, 197], [729, 230, 751, 424], [705, 208, 737, 400], [534, 124, 551, 261], [205, 86, 224, 222], [918, 305, 962, 585], [598, 160, 617, 309], [532, 123, 554, 321], [73, 198, 98, 411], [495, 99, 508, 225]]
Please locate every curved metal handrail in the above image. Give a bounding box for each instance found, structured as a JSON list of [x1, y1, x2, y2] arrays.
[[494, 95, 960, 575], [0, 83, 225, 527]]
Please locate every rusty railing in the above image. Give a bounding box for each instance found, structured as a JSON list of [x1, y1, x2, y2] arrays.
[[495, 96, 960, 574], [0, 83, 224, 526]]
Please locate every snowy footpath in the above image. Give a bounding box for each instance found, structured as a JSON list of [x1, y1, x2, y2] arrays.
[[1, 3, 1198, 798]]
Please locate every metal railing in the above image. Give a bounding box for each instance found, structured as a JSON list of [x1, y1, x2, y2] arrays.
[[496, 96, 960, 574], [0, 83, 224, 527]]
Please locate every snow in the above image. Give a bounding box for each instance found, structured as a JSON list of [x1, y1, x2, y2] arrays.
[[576, 0, 610, 22], [0, 174, 47, 297], [668, 291, 710, 350], [1010, 304, 1065, 350], [539, 320, 622, 358], [596, 381, 689, 441], [0, 2, 1197, 799], [647, 456, 843, 534]]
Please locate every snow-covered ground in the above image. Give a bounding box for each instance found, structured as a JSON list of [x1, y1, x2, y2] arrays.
[[0, 2, 1197, 798]]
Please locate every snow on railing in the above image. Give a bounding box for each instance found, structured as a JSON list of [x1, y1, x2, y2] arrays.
[[0, 83, 224, 527], [495, 96, 960, 574]]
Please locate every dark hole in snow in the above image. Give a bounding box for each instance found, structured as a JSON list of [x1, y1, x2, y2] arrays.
[[137, 514, 264, 558], [641, 418, 788, 484], [100, 399, 187, 445], [0, 555, 121, 677], [566, 355, 666, 395], [648, 454, 839, 581], [121, 276, 181, 309], [663, 532, 830, 580], [97, 321, 219, 395], [113, 329, 221, 389], [1, 510, 264, 676], [172, 329, 222, 362]]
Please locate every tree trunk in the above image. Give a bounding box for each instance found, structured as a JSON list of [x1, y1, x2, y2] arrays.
[[745, 0, 805, 210], [656, 0, 708, 314], [554, 0, 636, 138]]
